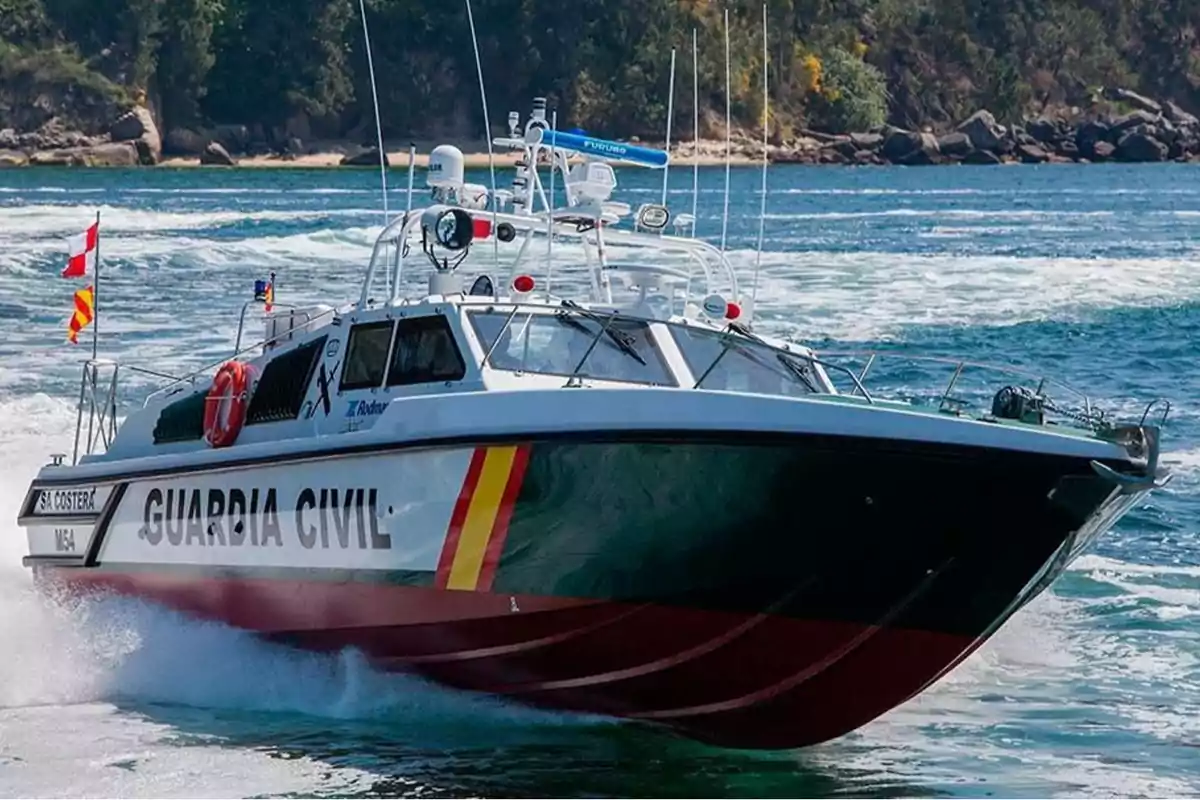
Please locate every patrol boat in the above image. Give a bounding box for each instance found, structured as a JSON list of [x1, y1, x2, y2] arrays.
[[16, 99, 1171, 750]]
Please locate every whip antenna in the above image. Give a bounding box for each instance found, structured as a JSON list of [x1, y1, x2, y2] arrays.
[[356, 0, 388, 225], [749, 2, 769, 325], [691, 27, 699, 237], [464, 0, 501, 268], [720, 7, 731, 253]]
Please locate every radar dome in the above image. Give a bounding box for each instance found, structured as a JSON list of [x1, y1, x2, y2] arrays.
[[427, 144, 465, 188]]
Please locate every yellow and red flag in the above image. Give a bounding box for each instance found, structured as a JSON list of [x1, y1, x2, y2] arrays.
[[67, 285, 95, 344]]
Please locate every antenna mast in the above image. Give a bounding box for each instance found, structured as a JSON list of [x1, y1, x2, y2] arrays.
[[356, 0, 388, 225], [749, 2, 769, 325], [691, 27, 699, 238], [661, 48, 677, 208], [463, 0, 501, 268], [719, 7, 731, 253]]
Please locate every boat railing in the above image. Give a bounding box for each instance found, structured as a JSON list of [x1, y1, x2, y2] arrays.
[[473, 303, 1126, 432], [142, 303, 343, 407], [66, 303, 347, 465], [67, 359, 183, 465], [360, 204, 740, 319], [813, 349, 1110, 429]]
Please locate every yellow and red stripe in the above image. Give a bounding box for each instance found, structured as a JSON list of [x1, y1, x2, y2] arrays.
[[66, 284, 95, 344], [436, 444, 532, 592]]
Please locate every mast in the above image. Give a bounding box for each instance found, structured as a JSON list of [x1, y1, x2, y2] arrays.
[[749, 2, 769, 325]]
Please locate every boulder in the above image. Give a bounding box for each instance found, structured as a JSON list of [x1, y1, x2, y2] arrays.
[[1116, 131, 1168, 162], [110, 106, 161, 164], [897, 146, 937, 166], [200, 141, 237, 166], [0, 129, 17, 150], [0, 149, 28, 167], [212, 124, 251, 153], [164, 128, 208, 156], [1164, 101, 1199, 128], [19, 118, 94, 151], [86, 142, 140, 166], [340, 147, 389, 167], [28, 143, 139, 166], [1091, 140, 1117, 160], [1055, 140, 1080, 159], [937, 131, 973, 157], [961, 149, 1002, 165], [1106, 87, 1162, 116], [769, 148, 817, 164], [957, 109, 1006, 151], [881, 128, 922, 161], [1075, 120, 1111, 157], [1025, 117, 1060, 144], [1110, 110, 1159, 134], [1016, 143, 1050, 163], [849, 131, 883, 150]]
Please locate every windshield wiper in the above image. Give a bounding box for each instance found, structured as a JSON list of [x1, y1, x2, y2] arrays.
[[558, 300, 647, 365], [724, 321, 817, 392]]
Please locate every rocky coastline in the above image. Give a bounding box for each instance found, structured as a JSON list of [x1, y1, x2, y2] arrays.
[[2, 88, 1198, 169]]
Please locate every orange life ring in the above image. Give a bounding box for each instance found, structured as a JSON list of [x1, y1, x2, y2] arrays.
[[203, 360, 250, 448]]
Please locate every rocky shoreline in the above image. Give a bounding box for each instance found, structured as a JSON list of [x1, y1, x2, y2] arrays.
[[2, 88, 1199, 169]]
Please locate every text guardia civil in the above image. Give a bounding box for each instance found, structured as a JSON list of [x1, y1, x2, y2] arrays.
[[139, 487, 393, 549]]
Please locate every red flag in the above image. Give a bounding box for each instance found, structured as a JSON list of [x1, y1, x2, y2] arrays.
[[62, 221, 99, 278]]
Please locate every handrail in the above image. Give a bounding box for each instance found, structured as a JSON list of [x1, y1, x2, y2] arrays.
[[816, 349, 1093, 405], [368, 204, 738, 315], [814, 348, 1106, 428], [68, 300, 1140, 468], [142, 303, 342, 406]]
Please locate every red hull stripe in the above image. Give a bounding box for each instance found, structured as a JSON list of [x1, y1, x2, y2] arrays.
[[43, 569, 975, 749], [435, 447, 488, 588], [435, 444, 531, 591]]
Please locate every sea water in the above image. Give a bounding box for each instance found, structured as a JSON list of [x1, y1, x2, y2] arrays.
[[0, 164, 1197, 797]]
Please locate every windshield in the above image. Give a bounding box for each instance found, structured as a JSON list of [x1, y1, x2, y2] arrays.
[[467, 309, 677, 386], [670, 325, 817, 397]]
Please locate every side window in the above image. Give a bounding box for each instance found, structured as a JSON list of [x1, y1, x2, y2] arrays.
[[246, 335, 327, 424], [340, 321, 394, 391], [386, 316, 466, 386]]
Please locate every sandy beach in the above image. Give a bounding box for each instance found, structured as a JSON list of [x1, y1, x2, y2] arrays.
[[158, 139, 763, 168]]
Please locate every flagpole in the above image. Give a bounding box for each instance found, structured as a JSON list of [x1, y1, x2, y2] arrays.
[[91, 209, 100, 361]]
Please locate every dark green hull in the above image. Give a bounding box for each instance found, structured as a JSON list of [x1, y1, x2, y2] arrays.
[[44, 431, 1141, 749]]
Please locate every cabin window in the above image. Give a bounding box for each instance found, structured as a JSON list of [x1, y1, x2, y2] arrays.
[[246, 335, 327, 424], [152, 389, 208, 444], [386, 315, 466, 386], [340, 321, 394, 391], [670, 325, 816, 397], [467, 309, 676, 386]]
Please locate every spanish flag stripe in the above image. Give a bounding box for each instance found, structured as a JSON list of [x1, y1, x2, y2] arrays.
[[434, 447, 488, 588], [475, 445, 531, 592], [445, 446, 522, 591], [436, 444, 532, 592]]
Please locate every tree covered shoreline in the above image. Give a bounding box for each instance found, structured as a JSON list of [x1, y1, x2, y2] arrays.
[[2, 0, 1199, 154]]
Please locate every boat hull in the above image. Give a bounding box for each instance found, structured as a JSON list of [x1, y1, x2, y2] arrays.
[[23, 431, 1144, 749]]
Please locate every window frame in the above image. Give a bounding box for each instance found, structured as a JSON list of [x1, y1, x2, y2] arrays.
[[338, 319, 396, 392], [384, 314, 468, 387], [465, 308, 678, 388], [668, 324, 817, 397]]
